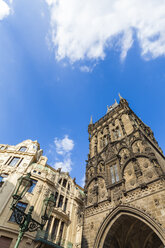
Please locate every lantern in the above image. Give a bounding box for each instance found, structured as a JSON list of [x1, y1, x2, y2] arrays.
[[12, 173, 32, 204], [41, 193, 55, 225]]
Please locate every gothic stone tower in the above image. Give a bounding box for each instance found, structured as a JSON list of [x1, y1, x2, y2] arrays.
[[82, 96, 165, 248]]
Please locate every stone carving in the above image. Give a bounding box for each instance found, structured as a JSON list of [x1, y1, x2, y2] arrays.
[[105, 144, 116, 161], [36, 185, 43, 194], [97, 162, 105, 173], [113, 186, 123, 204], [132, 159, 142, 178], [88, 167, 95, 179], [90, 222, 94, 229], [119, 148, 130, 164], [144, 162, 148, 168], [154, 199, 159, 206], [43, 186, 50, 197]]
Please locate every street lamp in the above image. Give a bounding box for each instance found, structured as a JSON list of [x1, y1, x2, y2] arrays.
[[12, 173, 32, 205], [41, 193, 55, 225], [11, 173, 55, 248]]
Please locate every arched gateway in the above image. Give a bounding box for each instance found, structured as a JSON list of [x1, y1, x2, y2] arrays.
[[82, 97, 165, 248], [94, 205, 165, 248]]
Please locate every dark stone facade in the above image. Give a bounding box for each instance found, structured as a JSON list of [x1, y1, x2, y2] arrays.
[[82, 97, 165, 248]]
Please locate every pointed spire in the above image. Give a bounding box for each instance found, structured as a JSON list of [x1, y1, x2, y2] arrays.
[[118, 93, 123, 100], [90, 115, 93, 125]]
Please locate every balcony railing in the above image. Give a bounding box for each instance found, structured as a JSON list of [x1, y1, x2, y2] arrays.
[[35, 230, 65, 248]]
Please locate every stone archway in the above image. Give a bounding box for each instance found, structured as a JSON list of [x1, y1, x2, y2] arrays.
[[94, 205, 165, 248], [103, 215, 163, 248]]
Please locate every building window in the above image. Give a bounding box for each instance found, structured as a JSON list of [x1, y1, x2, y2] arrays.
[[0, 146, 5, 150], [0, 174, 8, 187], [58, 178, 62, 184], [110, 164, 119, 184], [62, 179, 67, 188], [64, 198, 68, 212], [28, 179, 37, 193], [8, 157, 20, 167], [58, 195, 64, 208], [58, 222, 65, 244], [9, 202, 27, 222], [51, 218, 60, 240], [54, 192, 59, 206], [68, 183, 70, 191], [19, 146, 27, 152]]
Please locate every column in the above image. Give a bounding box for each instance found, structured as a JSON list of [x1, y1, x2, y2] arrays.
[[56, 219, 62, 244]]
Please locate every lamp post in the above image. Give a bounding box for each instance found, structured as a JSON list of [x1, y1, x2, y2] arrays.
[[11, 173, 55, 248]]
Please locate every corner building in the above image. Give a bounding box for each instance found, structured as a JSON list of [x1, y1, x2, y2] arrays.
[[82, 96, 165, 248], [0, 140, 83, 248]]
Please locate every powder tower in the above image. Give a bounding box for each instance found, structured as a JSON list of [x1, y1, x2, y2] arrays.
[[82, 95, 165, 248]]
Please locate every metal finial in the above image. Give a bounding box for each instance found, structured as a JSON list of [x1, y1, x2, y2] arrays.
[[90, 116, 93, 124]]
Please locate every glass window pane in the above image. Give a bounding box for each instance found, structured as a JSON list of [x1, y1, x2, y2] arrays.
[[19, 147, 27, 152], [58, 195, 64, 208], [54, 192, 59, 206], [68, 183, 70, 191], [51, 218, 60, 240], [62, 179, 67, 188], [9, 157, 20, 167], [110, 167, 115, 184], [28, 180, 37, 193], [64, 198, 68, 212], [0, 146, 5, 150], [58, 222, 64, 244], [114, 164, 119, 182]]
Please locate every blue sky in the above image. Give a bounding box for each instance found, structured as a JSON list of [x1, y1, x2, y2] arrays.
[[0, 0, 165, 186]]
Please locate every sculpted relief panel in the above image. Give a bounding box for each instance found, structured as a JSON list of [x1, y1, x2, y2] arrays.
[[119, 148, 130, 164], [98, 177, 108, 203], [87, 166, 95, 180], [87, 180, 96, 206], [97, 162, 105, 174], [124, 161, 138, 191], [138, 157, 157, 182], [123, 156, 159, 191], [132, 140, 144, 153]]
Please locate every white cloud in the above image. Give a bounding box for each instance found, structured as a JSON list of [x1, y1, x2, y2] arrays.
[[54, 157, 72, 172], [0, 0, 10, 20], [47, 135, 74, 172], [80, 65, 92, 73], [54, 135, 74, 155], [46, 0, 165, 63]]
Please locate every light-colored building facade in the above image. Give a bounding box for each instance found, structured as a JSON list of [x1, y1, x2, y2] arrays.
[[0, 140, 83, 248], [82, 96, 165, 248]]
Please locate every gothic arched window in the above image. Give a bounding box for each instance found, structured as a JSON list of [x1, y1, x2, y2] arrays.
[[110, 164, 119, 184]]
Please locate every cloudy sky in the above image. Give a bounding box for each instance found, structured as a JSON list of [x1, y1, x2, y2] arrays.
[[1, 0, 165, 186]]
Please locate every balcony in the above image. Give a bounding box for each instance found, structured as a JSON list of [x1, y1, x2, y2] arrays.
[[35, 230, 65, 248]]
